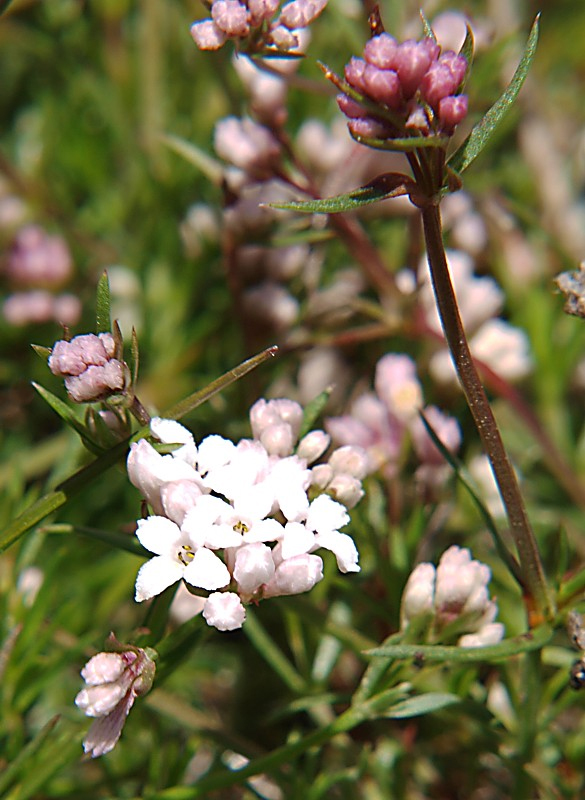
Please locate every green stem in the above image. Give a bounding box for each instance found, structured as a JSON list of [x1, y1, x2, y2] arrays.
[[420, 202, 553, 624]]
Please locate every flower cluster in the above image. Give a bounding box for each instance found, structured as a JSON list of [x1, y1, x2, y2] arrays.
[[336, 30, 468, 142], [75, 638, 156, 758], [128, 399, 363, 631], [49, 332, 129, 403], [326, 352, 461, 487], [190, 0, 327, 53], [400, 546, 504, 647], [2, 225, 81, 327]]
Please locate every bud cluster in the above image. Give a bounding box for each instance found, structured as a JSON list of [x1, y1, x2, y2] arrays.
[[2, 225, 81, 327], [127, 399, 364, 631], [48, 332, 130, 403], [326, 352, 460, 489], [400, 545, 504, 647], [75, 639, 156, 758], [190, 0, 327, 53], [337, 31, 468, 141]]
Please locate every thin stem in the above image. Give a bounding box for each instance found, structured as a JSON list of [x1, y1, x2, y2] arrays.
[[421, 202, 554, 624]]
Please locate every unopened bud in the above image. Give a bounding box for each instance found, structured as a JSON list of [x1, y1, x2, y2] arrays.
[[297, 430, 330, 463], [202, 591, 246, 631]]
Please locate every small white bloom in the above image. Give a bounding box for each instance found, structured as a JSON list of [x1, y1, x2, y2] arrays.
[[263, 553, 324, 597], [297, 430, 330, 464], [233, 542, 275, 594], [150, 417, 198, 466], [203, 592, 246, 631], [134, 516, 230, 601]]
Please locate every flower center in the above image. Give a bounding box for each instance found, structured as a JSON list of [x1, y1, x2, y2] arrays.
[[178, 544, 195, 566], [233, 520, 249, 534]]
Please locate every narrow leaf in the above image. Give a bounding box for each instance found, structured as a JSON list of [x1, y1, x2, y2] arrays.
[[459, 24, 475, 80], [131, 326, 140, 386], [161, 132, 224, 185], [299, 387, 332, 439], [95, 271, 112, 333], [447, 15, 540, 175], [385, 692, 460, 719], [418, 410, 522, 586], [32, 383, 104, 454], [270, 173, 414, 215], [368, 625, 552, 662], [419, 10, 436, 41], [31, 344, 52, 360], [349, 130, 448, 152]]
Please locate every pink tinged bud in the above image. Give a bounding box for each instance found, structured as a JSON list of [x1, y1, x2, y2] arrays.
[[233, 542, 275, 593], [6, 225, 73, 288], [348, 117, 393, 140], [311, 463, 333, 488], [400, 562, 436, 626], [438, 94, 468, 132], [438, 51, 467, 87], [263, 553, 324, 597], [326, 474, 364, 509], [190, 19, 227, 50], [202, 591, 246, 631], [336, 93, 366, 119], [328, 445, 369, 479], [269, 24, 299, 50], [459, 622, 504, 648], [248, 0, 280, 25], [361, 64, 402, 110], [279, 0, 328, 29], [297, 430, 330, 464], [161, 480, 204, 526], [64, 361, 126, 402], [81, 652, 131, 685], [363, 33, 398, 68], [344, 57, 367, 94], [420, 63, 461, 109], [393, 39, 436, 99], [214, 117, 280, 174], [3, 290, 54, 325], [211, 0, 250, 37]]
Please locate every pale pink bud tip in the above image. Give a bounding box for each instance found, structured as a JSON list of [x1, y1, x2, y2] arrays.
[[203, 592, 247, 630], [438, 95, 468, 132], [363, 33, 398, 68], [190, 20, 227, 50], [211, 0, 250, 37], [279, 0, 328, 30]]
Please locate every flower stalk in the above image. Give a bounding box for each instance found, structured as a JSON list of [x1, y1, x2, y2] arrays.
[[421, 201, 554, 624]]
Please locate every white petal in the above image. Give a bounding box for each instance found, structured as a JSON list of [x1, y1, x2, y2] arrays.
[[183, 548, 231, 590], [314, 531, 360, 573], [243, 517, 284, 543], [150, 418, 194, 446], [306, 494, 349, 533], [135, 516, 183, 556], [135, 556, 184, 602], [233, 542, 275, 593], [281, 521, 315, 559], [81, 653, 126, 685], [197, 434, 236, 475]]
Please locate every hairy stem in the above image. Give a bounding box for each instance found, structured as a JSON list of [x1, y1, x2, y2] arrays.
[[421, 202, 553, 624]]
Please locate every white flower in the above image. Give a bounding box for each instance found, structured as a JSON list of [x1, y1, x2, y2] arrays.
[[150, 417, 198, 466], [134, 516, 230, 601], [127, 439, 203, 515], [233, 542, 275, 594], [263, 553, 324, 597]]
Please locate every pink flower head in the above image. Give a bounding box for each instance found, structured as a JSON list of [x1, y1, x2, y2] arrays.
[[49, 332, 128, 403]]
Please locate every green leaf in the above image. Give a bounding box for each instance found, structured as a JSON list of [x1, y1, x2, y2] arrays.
[[95, 270, 112, 333], [419, 10, 436, 41], [270, 173, 413, 215], [31, 344, 52, 360], [32, 383, 104, 454], [130, 325, 140, 386], [349, 130, 448, 153], [0, 716, 60, 797], [447, 15, 540, 176], [299, 387, 332, 439], [161, 132, 224, 185], [459, 24, 475, 81], [385, 692, 460, 719], [367, 625, 553, 662]]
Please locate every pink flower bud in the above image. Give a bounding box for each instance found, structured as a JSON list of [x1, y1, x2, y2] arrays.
[[263, 553, 324, 597], [234, 542, 275, 593], [202, 591, 246, 630], [211, 0, 250, 37], [75, 643, 156, 758], [347, 117, 393, 139], [269, 24, 299, 50], [328, 445, 369, 479], [344, 57, 367, 94], [49, 332, 128, 403], [297, 430, 330, 464], [279, 0, 327, 30], [336, 93, 366, 119], [6, 225, 72, 288], [361, 64, 402, 110], [248, 0, 280, 25], [393, 39, 437, 99], [190, 19, 227, 50], [214, 117, 281, 176], [327, 474, 364, 508], [3, 290, 54, 326], [400, 562, 436, 626], [438, 51, 467, 86], [420, 62, 461, 109], [437, 94, 468, 131], [363, 33, 398, 68]]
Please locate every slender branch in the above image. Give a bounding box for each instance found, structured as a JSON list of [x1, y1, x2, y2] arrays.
[[421, 202, 554, 624]]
